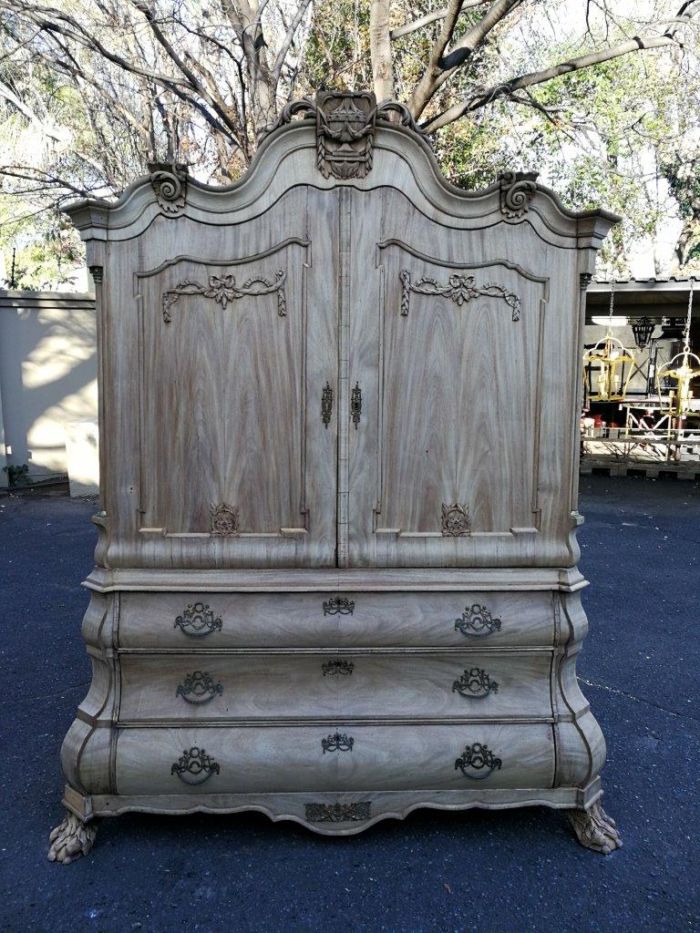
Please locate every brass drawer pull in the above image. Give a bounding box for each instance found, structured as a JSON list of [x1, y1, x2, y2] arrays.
[[322, 659, 354, 677], [322, 732, 354, 753], [455, 742, 502, 781], [452, 667, 499, 700], [454, 603, 502, 638], [323, 597, 355, 616], [176, 671, 224, 704], [174, 602, 223, 637], [171, 746, 220, 785]]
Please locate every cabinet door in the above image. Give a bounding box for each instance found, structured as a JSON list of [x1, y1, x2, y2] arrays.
[[347, 188, 556, 568], [135, 188, 338, 567]]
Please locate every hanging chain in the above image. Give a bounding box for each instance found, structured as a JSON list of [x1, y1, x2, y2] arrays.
[[682, 277, 694, 355], [608, 277, 615, 321]]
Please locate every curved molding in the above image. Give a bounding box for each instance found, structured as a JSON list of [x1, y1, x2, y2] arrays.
[[135, 237, 310, 280], [377, 238, 548, 285], [82, 784, 603, 835], [64, 107, 619, 251]]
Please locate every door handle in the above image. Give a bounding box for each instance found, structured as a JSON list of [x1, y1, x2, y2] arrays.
[[321, 381, 333, 428], [351, 382, 362, 428]]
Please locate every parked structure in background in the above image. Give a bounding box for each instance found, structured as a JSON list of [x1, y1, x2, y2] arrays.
[[0, 290, 98, 495], [582, 278, 700, 479]]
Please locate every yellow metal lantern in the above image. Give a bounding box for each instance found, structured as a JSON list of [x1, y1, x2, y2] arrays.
[[584, 334, 636, 401], [656, 278, 699, 417], [583, 282, 636, 402]]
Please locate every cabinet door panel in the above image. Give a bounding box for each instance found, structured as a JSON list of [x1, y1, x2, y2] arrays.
[[347, 189, 557, 568], [135, 190, 339, 567]]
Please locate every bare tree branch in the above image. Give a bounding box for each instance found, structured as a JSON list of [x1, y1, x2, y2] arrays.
[[422, 32, 690, 133], [391, 1, 488, 41]]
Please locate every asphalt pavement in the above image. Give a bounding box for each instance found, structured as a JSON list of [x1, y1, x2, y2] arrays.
[[0, 475, 698, 932]]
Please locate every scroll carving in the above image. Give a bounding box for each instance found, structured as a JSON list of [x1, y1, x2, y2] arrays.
[[399, 270, 520, 321], [149, 162, 188, 215], [499, 170, 538, 220], [162, 270, 287, 323], [305, 802, 371, 823]]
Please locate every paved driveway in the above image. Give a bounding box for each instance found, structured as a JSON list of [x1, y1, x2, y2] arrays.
[[0, 476, 698, 932]]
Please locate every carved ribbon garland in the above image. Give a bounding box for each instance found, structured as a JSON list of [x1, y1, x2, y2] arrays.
[[162, 270, 287, 323], [399, 270, 521, 320]]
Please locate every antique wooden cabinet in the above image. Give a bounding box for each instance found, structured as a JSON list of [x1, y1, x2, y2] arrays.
[[49, 92, 622, 863]]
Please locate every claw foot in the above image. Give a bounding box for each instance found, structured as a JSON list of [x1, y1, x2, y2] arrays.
[[567, 801, 622, 855], [48, 811, 98, 864]]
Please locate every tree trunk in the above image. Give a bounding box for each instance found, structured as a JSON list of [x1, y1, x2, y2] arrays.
[[370, 0, 393, 101]]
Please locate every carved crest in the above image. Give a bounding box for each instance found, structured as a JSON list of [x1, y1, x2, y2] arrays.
[[149, 162, 188, 215], [210, 503, 240, 536], [499, 170, 538, 220], [441, 502, 470, 536], [399, 270, 520, 321], [315, 91, 377, 179]]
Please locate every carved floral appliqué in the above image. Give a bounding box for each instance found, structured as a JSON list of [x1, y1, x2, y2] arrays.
[[210, 503, 240, 536], [162, 270, 286, 323], [441, 502, 470, 536], [399, 270, 521, 321]]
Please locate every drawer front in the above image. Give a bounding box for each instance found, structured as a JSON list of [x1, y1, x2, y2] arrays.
[[115, 723, 555, 794], [118, 652, 553, 722], [118, 591, 556, 648]]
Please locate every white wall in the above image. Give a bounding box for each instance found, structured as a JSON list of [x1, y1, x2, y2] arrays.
[[0, 291, 97, 482]]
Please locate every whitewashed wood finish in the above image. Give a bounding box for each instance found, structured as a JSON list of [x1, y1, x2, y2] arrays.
[[117, 590, 556, 648], [115, 723, 556, 795], [118, 651, 553, 722], [53, 98, 619, 855]]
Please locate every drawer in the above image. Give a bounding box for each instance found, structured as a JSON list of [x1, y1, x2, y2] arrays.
[[117, 591, 556, 648], [118, 651, 554, 722], [115, 723, 555, 794]]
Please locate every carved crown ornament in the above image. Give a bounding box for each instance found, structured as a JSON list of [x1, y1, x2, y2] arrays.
[[258, 91, 430, 180]]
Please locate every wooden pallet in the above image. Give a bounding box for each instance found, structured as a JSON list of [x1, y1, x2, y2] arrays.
[[580, 457, 700, 481]]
